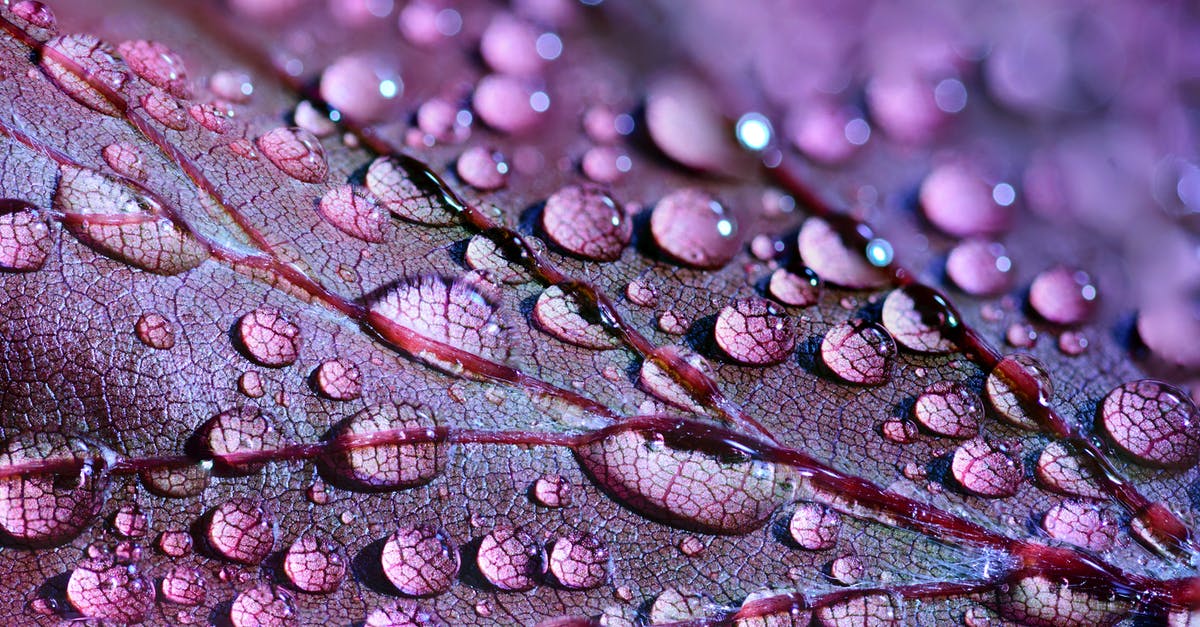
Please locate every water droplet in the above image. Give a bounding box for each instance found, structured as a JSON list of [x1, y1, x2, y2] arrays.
[[547, 532, 609, 589], [788, 502, 840, 550], [1029, 266, 1097, 325], [827, 554, 864, 585], [820, 320, 896, 386], [880, 286, 955, 353], [416, 97, 469, 143], [1035, 442, 1105, 499], [713, 298, 795, 365], [41, 34, 126, 116], [367, 275, 508, 374], [191, 406, 280, 476], [133, 311, 175, 350], [815, 591, 900, 626], [638, 346, 712, 412], [455, 146, 508, 191], [188, 101, 235, 133], [1136, 300, 1200, 369], [160, 565, 206, 605], [283, 533, 346, 594], [649, 588, 712, 623], [912, 381, 981, 439], [645, 75, 740, 173], [206, 497, 276, 564], [881, 418, 918, 444], [379, 523, 459, 596], [158, 529, 193, 557], [54, 165, 210, 275], [986, 354, 1053, 430], [110, 503, 147, 538], [293, 100, 335, 138], [66, 554, 154, 622], [1005, 321, 1038, 348], [320, 404, 444, 491], [768, 267, 820, 308], [796, 217, 889, 289], [476, 525, 544, 591], [101, 142, 146, 181], [256, 127, 328, 183], [1042, 501, 1116, 551], [993, 574, 1130, 627], [464, 232, 539, 284], [474, 600, 493, 617], [541, 185, 630, 262], [951, 439, 1021, 498], [140, 87, 189, 130], [473, 74, 542, 134], [946, 239, 1013, 296], [116, 40, 192, 99], [581, 145, 631, 185], [532, 285, 620, 350], [10, 1, 56, 31], [479, 13, 542, 75], [1100, 380, 1200, 468], [225, 138, 257, 160], [237, 307, 301, 367], [920, 162, 1010, 237], [737, 589, 809, 627], [529, 474, 571, 509], [366, 600, 448, 627], [238, 371, 266, 398], [320, 54, 401, 122], [650, 189, 739, 269], [625, 277, 658, 308], [1057, 330, 1089, 356], [365, 156, 459, 225], [139, 461, 210, 498], [0, 431, 112, 547], [785, 102, 862, 165], [0, 199, 51, 272], [315, 184, 387, 243], [229, 583, 298, 627], [677, 534, 705, 557], [575, 427, 795, 534]]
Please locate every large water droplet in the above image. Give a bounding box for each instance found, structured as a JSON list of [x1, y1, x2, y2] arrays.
[[314, 358, 363, 401], [919, 163, 1010, 237], [456, 146, 508, 191], [1042, 500, 1116, 551], [912, 381, 981, 439], [237, 307, 301, 367], [381, 523, 459, 596], [54, 165, 210, 275], [541, 185, 630, 261], [256, 127, 328, 183], [134, 311, 174, 349], [116, 40, 192, 99], [229, 583, 298, 627], [473, 74, 542, 134], [284, 533, 346, 594], [191, 406, 281, 476], [366, 600, 448, 627], [951, 439, 1021, 498], [547, 532, 609, 590], [638, 346, 713, 413], [140, 87, 189, 130], [649, 588, 712, 623], [206, 497, 276, 564], [139, 461, 210, 498], [0, 199, 51, 272], [575, 427, 795, 534], [533, 285, 619, 350], [645, 75, 740, 173], [1035, 442, 1105, 500], [10, 1, 57, 31], [476, 525, 545, 591], [318, 184, 387, 243], [365, 156, 459, 225], [1136, 300, 1200, 369], [650, 188, 739, 269], [820, 320, 896, 386], [1029, 266, 1097, 325], [945, 239, 1013, 296], [768, 267, 820, 308], [320, 404, 444, 491], [986, 354, 1053, 430], [66, 554, 154, 623], [0, 431, 112, 547], [714, 298, 795, 365], [41, 34, 127, 116], [880, 286, 955, 353], [796, 217, 889, 289], [320, 54, 401, 122], [1100, 380, 1200, 468], [814, 591, 900, 626], [479, 13, 543, 75], [160, 565, 206, 605], [993, 574, 1130, 627], [788, 502, 840, 550]]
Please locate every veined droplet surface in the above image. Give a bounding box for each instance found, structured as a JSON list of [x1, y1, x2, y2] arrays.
[[0, 199, 51, 272], [713, 298, 795, 365], [476, 525, 545, 591], [945, 239, 1013, 296], [101, 142, 146, 181], [820, 320, 896, 386], [533, 285, 620, 350], [768, 267, 820, 307], [365, 155, 459, 225], [986, 354, 1053, 430], [319, 54, 401, 122], [951, 439, 1021, 498], [381, 523, 460, 596], [1042, 501, 1116, 551], [547, 532, 609, 590], [638, 346, 713, 413], [647, 191, 740, 271], [110, 502, 147, 538], [541, 185, 630, 261], [1100, 380, 1200, 468], [134, 311, 174, 349], [912, 381, 981, 439], [880, 286, 955, 353], [993, 573, 1130, 627], [238, 307, 301, 367], [464, 232, 537, 284], [140, 87, 189, 130], [158, 529, 193, 557], [1035, 442, 1105, 500], [191, 406, 280, 476], [815, 591, 900, 626], [41, 34, 127, 116], [0, 431, 113, 547], [650, 588, 713, 623], [116, 39, 192, 99], [456, 146, 508, 191], [788, 503, 840, 550], [320, 404, 444, 491], [315, 358, 363, 401], [318, 184, 387, 243], [54, 165, 210, 275], [1029, 266, 1097, 325], [284, 534, 346, 594], [139, 461, 210, 498], [797, 216, 889, 289], [366, 600, 447, 627], [10, 1, 56, 31], [531, 474, 572, 508], [188, 101, 234, 133], [66, 554, 154, 623], [229, 583, 298, 627], [160, 565, 206, 605], [206, 497, 276, 564], [919, 163, 1010, 237], [256, 127, 328, 183]]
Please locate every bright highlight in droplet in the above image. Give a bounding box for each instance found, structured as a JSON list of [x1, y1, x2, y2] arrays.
[[866, 238, 894, 267], [845, 118, 871, 145], [736, 113, 772, 151], [536, 33, 563, 60], [934, 78, 967, 113], [530, 91, 550, 112], [992, 182, 1016, 206], [717, 219, 734, 237], [379, 79, 399, 99]]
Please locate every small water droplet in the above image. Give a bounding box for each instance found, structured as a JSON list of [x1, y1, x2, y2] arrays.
[[206, 497, 276, 564], [920, 162, 1010, 237], [188, 101, 235, 133], [1029, 266, 1097, 325], [649, 588, 711, 623], [110, 503, 148, 538], [157, 529, 193, 557], [1100, 380, 1200, 468], [531, 474, 572, 508], [1136, 300, 1200, 369], [10, 1, 56, 31], [547, 532, 609, 589], [139, 461, 210, 498], [140, 87, 189, 130], [881, 418, 918, 444], [238, 371, 266, 398], [476, 525, 545, 591], [134, 311, 175, 350], [455, 145, 508, 191], [639, 346, 712, 412], [0, 431, 112, 547], [473, 74, 542, 134], [645, 75, 739, 173], [541, 185, 630, 261], [678, 534, 705, 557], [788, 502, 840, 550], [657, 310, 690, 335], [713, 298, 795, 365], [284, 533, 346, 594], [1035, 442, 1105, 499], [237, 307, 301, 367], [912, 381, 981, 439], [229, 583, 298, 627], [820, 320, 896, 386], [314, 358, 363, 401], [209, 69, 254, 103], [1005, 321, 1038, 348], [379, 523, 460, 596], [785, 102, 861, 165], [320, 404, 444, 491], [192, 406, 280, 476], [650, 188, 740, 269], [951, 439, 1021, 498], [464, 232, 540, 284], [160, 565, 206, 605], [256, 127, 328, 183], [66, 554, 154, 622], [365, 155, 460, 225], [479, 13, 543, 75], [581, 145, 632, 184], [320, 54, 401, 122], [41, 34, 126, 116], [366, 600, 448, 627], [1057, 330, 1089, 356], [625, 277, 658, 307], [946, 239, 1013, 296], [827, 554, 864, 585], [796, 216, 889, 289], [116, 40, 192, 99], [315, 185, 386, 244], [0, 199, 51, 272], [986, 354, 1053, 430], [101, 142, 147, 181], [880, 286, 955, 353]]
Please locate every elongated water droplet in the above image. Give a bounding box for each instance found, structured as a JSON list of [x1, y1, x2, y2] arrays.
[[951, 439, 1021, 498], [320, 404, 444, 491], [139, 461, 210, 498], [284, 533, 346, 594], [797, 217, 889, 289], [230, 584, 298, 627], [256, 127, 328, 183], [1100, 380, 1200, 468], [464, 232, 537, 284], [542, 185, 630, 261], [714, 298, 795, 365], [134, 311, 174, 349], [0, 199, 51, 272], [1042, 501, 1116, 551], [547, 532, 609, 590], [66, 554, 154, 623], [920, 162, 1010, 237], [913, 381, 981, 439], [320, 54, 401, 122], [206, 497, 275, 564], [1029, 266, 1097, 325], [533, 285, 619, 350], [188, 101, 234, 133], [140, 87, 189, 130], [650, 189, 739, 269], [946, 239, 1013, 296], [768, 267, 820, 307], [880, 287, 955, 353], [41, 34, 127, 116], [318, 185, 387, 243], [366, 155, 459, 225], [993, 574, 1130, 627], [191, 406, 281, 476], [366, 600, 448, 627], [101, 142, 146, 181], [0, 431, 112, 547], [477, 525, 545, 591], [116, 40, 192, 99], [820, 320, 896, 386], [815, 592, 899, 626], [788, 503, 840, 550], [160, 565, 206, 605], [54, 165, 209, 275], [986, 354, 1053, 430], [381, 523, 460, 596], [638, 346, 713, 413], [456, 145, 508, 191], [237, 307, 301, 367]]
